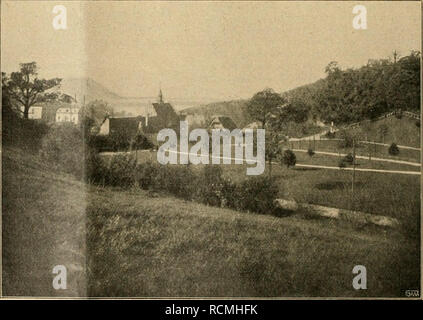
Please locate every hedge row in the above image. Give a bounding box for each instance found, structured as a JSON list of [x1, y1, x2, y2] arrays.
[[86, 154, 279, 215]]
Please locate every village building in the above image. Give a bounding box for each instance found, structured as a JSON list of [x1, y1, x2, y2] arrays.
[[179, 112, 206, 128], [20, 106, 43, 120], [98, 89, 180, 136], [55, 103, 80, 125], [242, 121, 262, 131], [208, 115, 238, 131]]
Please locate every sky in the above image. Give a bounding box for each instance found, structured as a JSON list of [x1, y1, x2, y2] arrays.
[[1, 1, 421, 102]]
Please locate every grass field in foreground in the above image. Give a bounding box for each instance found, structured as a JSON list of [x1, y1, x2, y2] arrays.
[[2, 148, 86, 296], [87, 185, 420, 297], [3, 147, 419, 297]]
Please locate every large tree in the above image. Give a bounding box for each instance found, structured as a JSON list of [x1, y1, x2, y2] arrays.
[[247, 89, 288, 176], [3, 62, 61, 119], [246, 88, 286, 129]]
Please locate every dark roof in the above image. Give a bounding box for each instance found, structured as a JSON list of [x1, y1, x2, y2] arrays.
[[152, 102, 178, 119], [108, 116, 144, 136], [151, 102, 179, 129], [209, 116, 238, 131]]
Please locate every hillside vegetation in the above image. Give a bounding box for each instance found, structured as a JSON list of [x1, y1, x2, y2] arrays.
[[336, 116, 421, 148], [285, 51, 420, 125], [183, 52, 420, 129]]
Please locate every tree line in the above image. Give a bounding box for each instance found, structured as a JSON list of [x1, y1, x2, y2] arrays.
[[285, 50, 420, 125]]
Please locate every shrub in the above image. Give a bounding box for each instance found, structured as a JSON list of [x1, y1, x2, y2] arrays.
[[40, 123, 85, 179], [85, 150, 108, 184], [152, 165, 197, 200], [104, 154, 137, 187], [281, 149, 296, 168], [2, 104, 49, 153], [343, 153, 354, 165], [236, 176, 279, 214], [324, 131, 336, 139], [415, 120, 420, 128], [388, 143, 400, 156], [307, 148, 315, 157], [131, 133, 155, 150], [196, 165, 226, 207], [338, 159, 347, 169], [109, 130, 131, 151], [136, 161, 161, 190], [337, 130, 353, 148]]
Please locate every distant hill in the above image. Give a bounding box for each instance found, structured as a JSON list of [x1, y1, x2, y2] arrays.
[[59, 78, 124, 103], [58, 77, 216, 116]]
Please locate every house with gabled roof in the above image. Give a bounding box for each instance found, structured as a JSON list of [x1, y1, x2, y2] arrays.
[[98, 89, 180, 137], [208, 115, 238, 131]]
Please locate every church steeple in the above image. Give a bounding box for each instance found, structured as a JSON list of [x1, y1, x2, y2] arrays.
[[158, 86, 164, 103]]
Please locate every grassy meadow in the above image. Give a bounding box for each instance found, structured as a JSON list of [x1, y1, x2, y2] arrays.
[[115, 148, 420, 221], [333, 116, 421, 148], [2, 148, 86, 296], [3, 140, 420, 297], [87, 184, 419, 297]]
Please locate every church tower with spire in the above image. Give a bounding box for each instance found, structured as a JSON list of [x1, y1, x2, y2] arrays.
[[158, 87, 164, 104]]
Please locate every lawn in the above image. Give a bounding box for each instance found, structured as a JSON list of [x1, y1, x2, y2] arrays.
[[287, 139, 421, 163], [333, 116, 421, 148], [87, 184, 420, 297], [117, 149, 421, 221]]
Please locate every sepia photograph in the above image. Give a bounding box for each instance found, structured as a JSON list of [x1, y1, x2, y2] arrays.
[[1, 0, 421, 300]]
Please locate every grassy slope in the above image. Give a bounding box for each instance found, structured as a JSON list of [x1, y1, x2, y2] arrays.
[[87, 186, 419, 297], [221, 162, 420, 221], [337, 116, 421, 148], [2, 148, 86, 296], [4, 148, 419, 297], [289, 139, 421, 163], [124, 150, 420, 221]]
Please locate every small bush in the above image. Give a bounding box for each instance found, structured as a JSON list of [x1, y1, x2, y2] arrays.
[[388, 143, 400, 156], [324, 131, 335, 139], [86, 150, 108, 184], [337, 130, 353, 148], [136, 161, 161, 190], [104, 154, 137, 187], [338, 159, 347, 169], [281, 149, 296, 168], [236, 176, 279, 214], [196, 165, 226, 207], [415, 120, 420, 128], [343, 153, 354, 165], [307, 148, 315, 157], [153, 165, 197, 200]]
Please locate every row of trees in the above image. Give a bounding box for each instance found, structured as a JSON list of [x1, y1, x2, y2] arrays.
[[285, 50, 420, 125]]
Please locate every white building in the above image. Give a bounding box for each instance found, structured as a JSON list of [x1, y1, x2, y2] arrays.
[[56, 107, 80, 125], [20, 106, 43, 119]]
